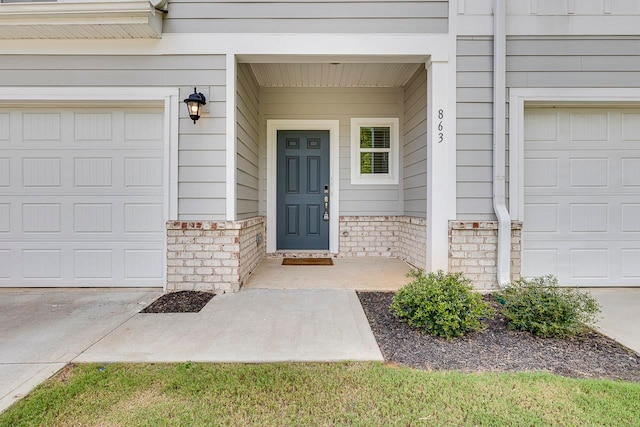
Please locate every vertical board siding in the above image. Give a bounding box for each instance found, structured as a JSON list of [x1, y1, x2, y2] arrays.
[[164, 1, 448, 34], [0, 54, 227, 220], [259, 87, 404, 216], [457, 36, 496, 220], [402, 67, 427, 217], [236, 63, 260, 220]]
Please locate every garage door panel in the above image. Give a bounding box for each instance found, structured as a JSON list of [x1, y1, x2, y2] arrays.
[[570, 203, 609, 232], [622, 158, 640, 187], [74, 249, 113, 279], [0, 158, 9, 186], [74, 157, 114, 187], [622, 112, 640, 141], [0, 241, 164, 286], [0, 203, 9, 232], [23, 112, 62, 142], [524, 107, 640, 286], [622, 249, 640, 279], [522, 248, 559, 277], [569, 112, 610, 142], [570, 249, 609, 279], [0, 249, 10, 279], [0, 113, 9, 140], [0, 107, 165, 287], [524, 158, 559, 187], [570, 158, 609, 188], [1, 198, 163, 240], [621, 204, 640, 232]]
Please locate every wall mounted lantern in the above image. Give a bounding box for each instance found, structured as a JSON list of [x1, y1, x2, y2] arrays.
[[183, 87, 207, 124]]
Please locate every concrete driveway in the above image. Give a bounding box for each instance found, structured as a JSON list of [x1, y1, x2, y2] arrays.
[[0, 288, 161, 413], [590, 288, 640, 354]]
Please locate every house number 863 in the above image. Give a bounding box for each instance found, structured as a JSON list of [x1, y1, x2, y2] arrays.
[[437, 109, 444, 143]]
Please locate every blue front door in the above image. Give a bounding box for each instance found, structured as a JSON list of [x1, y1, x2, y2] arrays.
[[277, 130, 330, 250]]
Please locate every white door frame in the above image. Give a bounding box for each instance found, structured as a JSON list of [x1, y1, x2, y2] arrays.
[[266, 119, 340, 253], [509, 88, 640, 222]]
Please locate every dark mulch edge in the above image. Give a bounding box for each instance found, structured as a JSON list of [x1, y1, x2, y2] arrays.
[[357, 291, 640, 382], [140, 290, 215, 313]]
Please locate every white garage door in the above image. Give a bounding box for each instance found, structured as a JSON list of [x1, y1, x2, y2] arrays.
[[523, 107, 640, 286], [0, 107, 165, 287]]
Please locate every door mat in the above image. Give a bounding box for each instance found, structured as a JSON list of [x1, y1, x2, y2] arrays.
[[282, 258, 334, 266]]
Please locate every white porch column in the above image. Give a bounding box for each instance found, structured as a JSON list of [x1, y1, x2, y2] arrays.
[[426, 58, 453, 272], [225, 54, 237, 220]]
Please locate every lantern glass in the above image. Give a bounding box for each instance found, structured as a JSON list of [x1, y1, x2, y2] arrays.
[[183, 87, 206, 124]]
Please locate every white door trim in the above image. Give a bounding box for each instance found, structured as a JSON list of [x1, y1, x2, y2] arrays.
[[0, 86, 179, 290], [266, 119, 340, 254], [509, 88, 640, 222]]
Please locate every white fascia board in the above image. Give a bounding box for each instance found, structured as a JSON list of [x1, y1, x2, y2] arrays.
[[0, 33, 450, 57], [0, 1, 163, 39], [508, 87, 640, 222]]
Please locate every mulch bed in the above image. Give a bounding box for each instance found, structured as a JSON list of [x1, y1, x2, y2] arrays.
[[358, 291, 640, 382], [140, 291, 214, 313]]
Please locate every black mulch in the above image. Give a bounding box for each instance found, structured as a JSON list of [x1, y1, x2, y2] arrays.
[[357, 291, 640, 382], [140, 290, 214, 313]]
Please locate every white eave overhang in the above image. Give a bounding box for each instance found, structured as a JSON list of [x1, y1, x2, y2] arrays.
[[0, 1, 164, 39]]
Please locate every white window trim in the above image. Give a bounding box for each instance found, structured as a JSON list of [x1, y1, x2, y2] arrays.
[[350, 117, 399, 185]]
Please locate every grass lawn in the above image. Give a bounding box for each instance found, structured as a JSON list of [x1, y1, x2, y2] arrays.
[[1, 362, 639, 426]]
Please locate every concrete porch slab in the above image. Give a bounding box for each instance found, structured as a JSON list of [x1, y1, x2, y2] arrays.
[[76, 289, 383, 363], [243, 257, 413, 291]]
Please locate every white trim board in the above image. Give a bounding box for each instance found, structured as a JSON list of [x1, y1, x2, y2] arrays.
[[0, 86, 180, 290], [509, 87, 640, 222], [266, 120, 340, 254], [0, 33, 450, 59]]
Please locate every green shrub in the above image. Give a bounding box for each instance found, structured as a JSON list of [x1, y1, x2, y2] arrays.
[[390, 270, 493, 339], [497, 275, 600, 338]]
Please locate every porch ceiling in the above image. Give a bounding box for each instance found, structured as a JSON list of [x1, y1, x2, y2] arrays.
[[250, 63, 422, 88]]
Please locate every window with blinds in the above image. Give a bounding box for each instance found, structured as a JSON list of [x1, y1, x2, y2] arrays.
[[351, 118, 399, 184]]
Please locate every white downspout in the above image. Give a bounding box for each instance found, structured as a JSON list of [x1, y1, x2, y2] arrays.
[[493, 0, 511, 287]]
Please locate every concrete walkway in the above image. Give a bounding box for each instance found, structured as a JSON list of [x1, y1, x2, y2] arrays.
[[76, 289, 382, 363]]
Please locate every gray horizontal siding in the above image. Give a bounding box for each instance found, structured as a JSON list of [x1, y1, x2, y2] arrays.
[[259, 87, 404, 216], [0, 54, 227, 221], [507, 37, 640, 88], [456, 36, 496, 220], [164, 0, 448, 33], [236, 63, 260, 220], [403, 67, 427, 217]]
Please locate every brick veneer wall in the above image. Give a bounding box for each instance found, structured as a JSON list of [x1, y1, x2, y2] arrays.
[[339, 216, 427, 269], [448, 221, 522, 290], [166, 217, 266, 293]]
